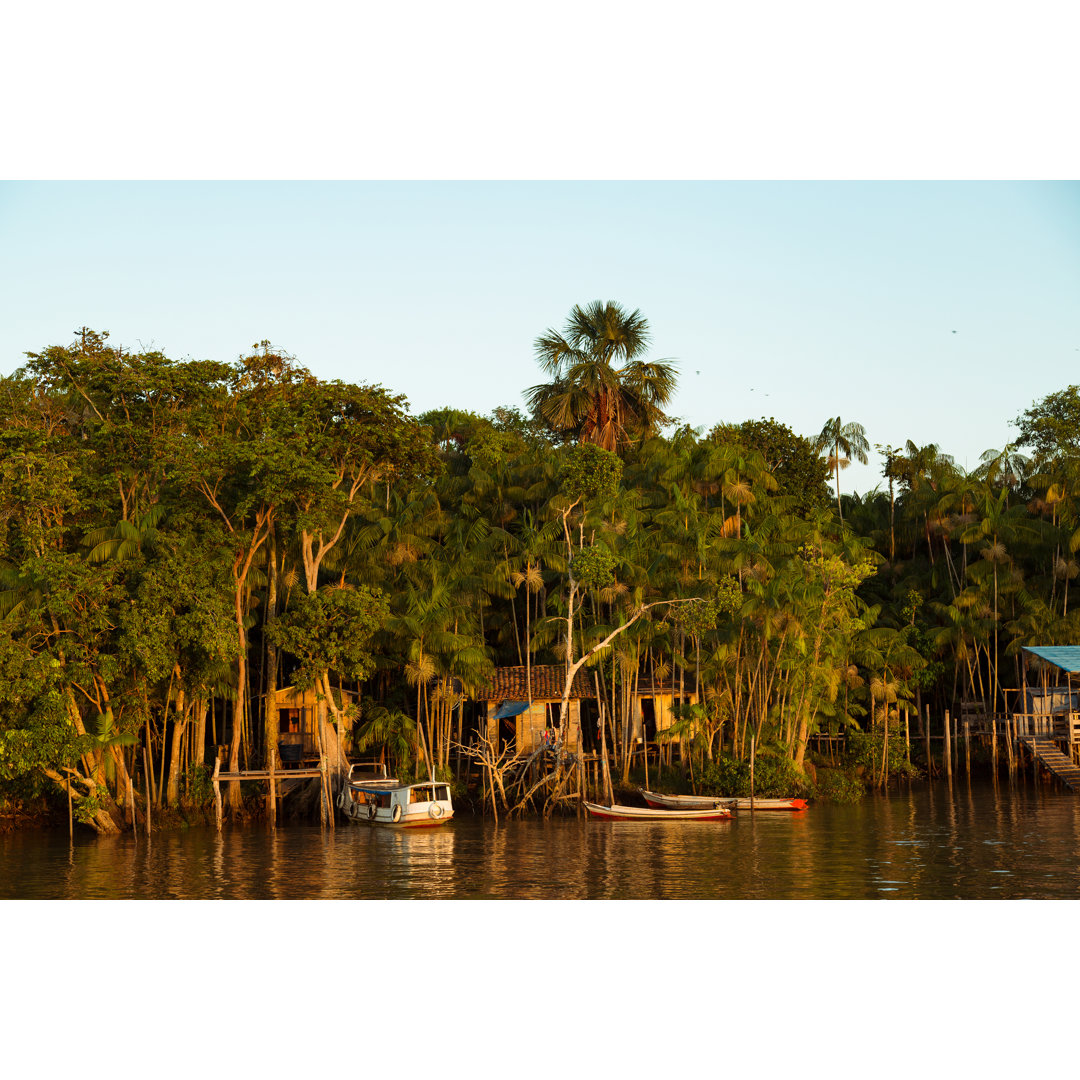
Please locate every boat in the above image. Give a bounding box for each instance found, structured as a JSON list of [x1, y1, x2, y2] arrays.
[[337, 764, 454, 828], [583, 801, 732, 821], [640, 788, 808, 812]]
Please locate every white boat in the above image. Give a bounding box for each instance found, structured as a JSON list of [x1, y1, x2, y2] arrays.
[[584, 801, 732, 821], [640, 788, 808, 812], [338, 765, 454, 828]]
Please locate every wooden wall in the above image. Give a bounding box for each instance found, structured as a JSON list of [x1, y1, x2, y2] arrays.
[[487, 700, 582, 753]]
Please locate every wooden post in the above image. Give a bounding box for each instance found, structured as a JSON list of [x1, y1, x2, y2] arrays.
[[127, 773, 137, 844], [142, 746, 152, 838], [991, 714, 998, 776], [944, 709, 952, 781], [1006, 711, 1015, 777], [750, 734, 756, 812], [964, 720, 971, 779], [925, 705, 932, 775], [67, 776, 73, 843], [904, 707, 910, 764], [320, 758, 333, 829], [212, 757, 222, 833], [268, 740, 277, 830]]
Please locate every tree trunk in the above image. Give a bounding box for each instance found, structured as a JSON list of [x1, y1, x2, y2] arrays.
[[166, 686, 188, 808], [264, 527, 280, 820]]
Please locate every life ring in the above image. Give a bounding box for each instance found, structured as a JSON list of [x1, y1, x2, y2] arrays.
[[367, 801, 378, 821], [336, 791, 345, 810], [428, 802, 445, 819], [391, 804, 403, 823]]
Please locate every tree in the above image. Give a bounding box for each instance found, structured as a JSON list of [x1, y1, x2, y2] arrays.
[[526, 301, 677, 452], [817, 417, 870, 523], [1014, 385, 1080, 466], [710, 418, 830, 516]]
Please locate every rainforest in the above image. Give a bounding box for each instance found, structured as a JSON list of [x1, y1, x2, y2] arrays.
[[2, 304, 1077, 833]]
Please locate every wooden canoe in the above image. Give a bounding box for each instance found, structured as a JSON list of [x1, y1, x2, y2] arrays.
[[584, 801, 732, 821], [640, 789, 808, 812]]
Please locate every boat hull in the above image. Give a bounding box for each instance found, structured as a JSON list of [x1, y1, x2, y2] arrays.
[[584, 801, 732, 821], [339, 777, 454, 827], [341, 800, 454, 827], [640, 789, 807, 812]]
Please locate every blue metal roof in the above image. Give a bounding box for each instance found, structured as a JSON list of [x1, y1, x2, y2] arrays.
[[493, 700, 530, 719], [1022, 646, 1080, 673]]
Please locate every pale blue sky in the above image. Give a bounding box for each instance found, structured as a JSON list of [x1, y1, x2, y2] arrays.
[[2, 180, 1078, 494]]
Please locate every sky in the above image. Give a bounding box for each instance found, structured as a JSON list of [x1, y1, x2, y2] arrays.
[[2, 180, 1078, 494]]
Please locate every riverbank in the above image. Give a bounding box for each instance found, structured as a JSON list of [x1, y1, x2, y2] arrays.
[[3, 746, 1032, 836]]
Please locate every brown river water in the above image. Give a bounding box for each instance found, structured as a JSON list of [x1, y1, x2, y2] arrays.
[[4, 778, 1080, 899]]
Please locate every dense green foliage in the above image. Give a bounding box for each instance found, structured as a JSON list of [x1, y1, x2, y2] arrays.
[[3, 308, 1076, 828]]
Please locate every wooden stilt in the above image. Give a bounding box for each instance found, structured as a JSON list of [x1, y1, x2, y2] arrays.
[[268, 743, 276, 830], [944, 708, 952, 781], [750, 734, 756, 812], [904, 708, 910, 764], [212, 757, 222, 833], [127, 773, 137, 844], [67, 776, 73, 843], [964, 720, 971, 779], [925, 705, 932, 774], [1006, 712, 1015, 777], [143, 746, 152, 838]]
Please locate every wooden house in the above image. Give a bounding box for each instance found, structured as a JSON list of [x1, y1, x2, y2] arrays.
[[471, 665, 595, 754], [627, 680, 699, 757], [629, 679, 698, 738], [275, 684, 357, 764]]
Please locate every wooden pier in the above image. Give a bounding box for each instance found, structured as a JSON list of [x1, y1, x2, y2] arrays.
[[1022, 737, 1080, 792], [210, 758, 336, 831]]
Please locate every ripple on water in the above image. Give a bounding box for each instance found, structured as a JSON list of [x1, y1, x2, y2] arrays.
[[4, 782, 1080, 898]]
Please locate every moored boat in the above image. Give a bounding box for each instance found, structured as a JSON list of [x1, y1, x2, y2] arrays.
[[584, 801, 732, 821], [338, 765, 454, 827], [640, 788, 808, 812]]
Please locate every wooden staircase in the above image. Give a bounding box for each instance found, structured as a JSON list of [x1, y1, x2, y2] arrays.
[[1024, 737, 1080, 792]]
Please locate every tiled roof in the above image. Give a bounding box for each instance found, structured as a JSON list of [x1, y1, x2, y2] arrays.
[[473, 665, 594, 701]]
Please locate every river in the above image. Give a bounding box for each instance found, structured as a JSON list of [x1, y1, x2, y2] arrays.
[[4, 778, 1080, 899]]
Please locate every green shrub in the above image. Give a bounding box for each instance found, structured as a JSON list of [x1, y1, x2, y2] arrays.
[[697, 750, 811, 799], [844, 728, 920, 781], [813, 767, 865, 804]]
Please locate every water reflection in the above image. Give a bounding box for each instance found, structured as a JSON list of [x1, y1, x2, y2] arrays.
[[4, 782, 1080, 899]]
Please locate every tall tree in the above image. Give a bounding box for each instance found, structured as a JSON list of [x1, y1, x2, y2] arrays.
[[817, 416, 870, 523], [526, 301, 677, 452]]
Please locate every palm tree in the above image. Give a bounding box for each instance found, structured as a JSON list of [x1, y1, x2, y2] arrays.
[[817, 417, 870, 523], [526, 301, 677, 452]]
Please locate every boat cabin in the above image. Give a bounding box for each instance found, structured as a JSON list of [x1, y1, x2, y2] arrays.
[[342, 777, 454, 827]]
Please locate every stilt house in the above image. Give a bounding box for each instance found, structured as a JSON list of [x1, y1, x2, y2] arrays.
[[471, 665, 595, 754]]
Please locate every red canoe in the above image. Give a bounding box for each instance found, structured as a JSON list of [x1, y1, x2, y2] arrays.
[[584, 801, 733, 821]]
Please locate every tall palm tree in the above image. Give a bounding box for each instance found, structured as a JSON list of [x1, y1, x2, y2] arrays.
[[817, 417, 870, 523], [526, 301, 677, 452]]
